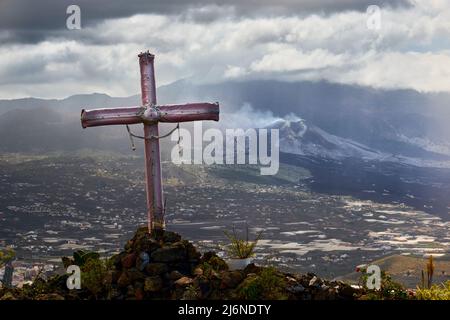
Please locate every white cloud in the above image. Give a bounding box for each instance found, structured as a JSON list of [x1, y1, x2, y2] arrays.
[[250, 47, 347, 72], [0, 2, 449, 98], [338, 50, 450, 92], [224, 65, 248, 78]]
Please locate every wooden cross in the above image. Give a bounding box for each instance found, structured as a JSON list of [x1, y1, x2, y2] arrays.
[[80, 51, 219, 233]]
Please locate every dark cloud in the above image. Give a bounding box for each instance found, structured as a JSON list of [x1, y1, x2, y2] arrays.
[[0, 0, 412, 43]]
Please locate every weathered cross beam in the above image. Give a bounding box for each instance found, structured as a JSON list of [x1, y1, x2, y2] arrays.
[[81, 51, 219, 233]]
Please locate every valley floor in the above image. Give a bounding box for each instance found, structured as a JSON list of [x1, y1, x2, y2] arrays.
[[0, 151, 449, 288]]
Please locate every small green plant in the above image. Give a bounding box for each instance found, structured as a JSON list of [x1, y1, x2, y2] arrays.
[[224, 226, 262, 259], [182, 284, 201, 300], [237, 267, 287, 300], [61, 249, 107, 298], [200, 259, 228, 278], [0, 247, 15, 268], [80, 257, 109, 298], [0, 247, 15, 288], [420, 255, 434, 289], [416, 281, 450, 300]]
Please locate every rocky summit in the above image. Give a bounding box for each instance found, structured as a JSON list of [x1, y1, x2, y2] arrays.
[[0, 227, 361, 300]]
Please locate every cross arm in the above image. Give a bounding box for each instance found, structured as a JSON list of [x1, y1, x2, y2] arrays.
[[81, 106, 142, 128], [81, 102, 219, 128]]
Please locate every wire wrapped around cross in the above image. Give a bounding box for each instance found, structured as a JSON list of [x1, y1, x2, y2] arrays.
[[125, 122, 182, 155]]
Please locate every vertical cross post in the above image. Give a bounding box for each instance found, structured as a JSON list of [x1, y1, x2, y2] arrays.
[[139, 52, 164, 232]]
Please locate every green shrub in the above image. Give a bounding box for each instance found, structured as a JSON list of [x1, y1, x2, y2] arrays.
[[80, 257, 108, 298], [182, 284, 201, 300], [237, 267, 287, 300], [416, 281, 450, 300], [198, 252, 228, 278]]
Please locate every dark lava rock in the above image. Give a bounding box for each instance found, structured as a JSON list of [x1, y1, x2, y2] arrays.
[[174, 276, 194, 287], [162, 231, 182, 243], [121, 253, 137, 269], [151, 244, 187, 262], [126, 268, 145, 282], [169, 270, 184, 281], [35, 293, 65, 300], [0, 292, 17, 300], [243, 263, 261, 275], [220, 271, 245, 289], [117, 272, 131, 288], [184, 241, 201, 260], [135, 288, 144, 300], [145, 263, 168, 275], [128, 226, 161, 253], [144, 276, 163, 292]]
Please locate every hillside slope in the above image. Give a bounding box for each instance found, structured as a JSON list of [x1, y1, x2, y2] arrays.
[[337, 254, 450, 289]]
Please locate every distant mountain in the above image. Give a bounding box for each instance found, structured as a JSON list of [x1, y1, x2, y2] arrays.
[[0, 107, 128, 152], [0, 79, 449, 167], [0, 93, 146, 153], [0, 93, 140, 116]]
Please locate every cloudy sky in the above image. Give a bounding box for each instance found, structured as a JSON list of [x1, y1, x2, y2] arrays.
[[0, 0, 449, 99]]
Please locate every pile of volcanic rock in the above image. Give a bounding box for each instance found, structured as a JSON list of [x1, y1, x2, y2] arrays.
[[86, 226, 360, 300], [0, 227, 362, 300], [107, 226, 206, 300]]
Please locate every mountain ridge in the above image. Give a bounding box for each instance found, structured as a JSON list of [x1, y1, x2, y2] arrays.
[[1, 79, 449, 167]]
